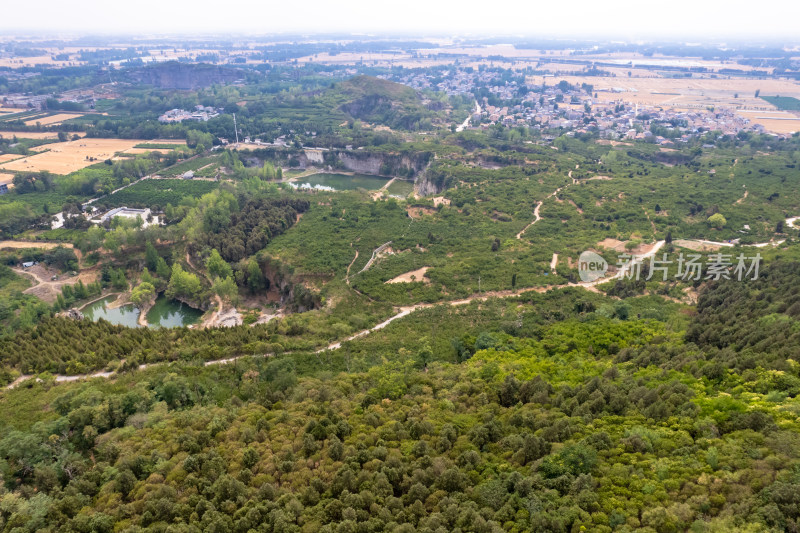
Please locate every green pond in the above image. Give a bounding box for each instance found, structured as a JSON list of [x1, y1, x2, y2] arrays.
[[146, 295, 204, 328], [291, 173, 390, 191], [81, 296, 141, 328], [81, 295, 203, 328], [385, 179, 415, 197]]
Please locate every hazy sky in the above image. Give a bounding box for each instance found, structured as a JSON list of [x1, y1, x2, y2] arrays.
[[2, 0, 799, 40]]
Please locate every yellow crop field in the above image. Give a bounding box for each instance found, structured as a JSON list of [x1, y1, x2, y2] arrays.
[[0, 138, 142, 175], [0, 131, 86, 140], [24, 113, 84, 126]]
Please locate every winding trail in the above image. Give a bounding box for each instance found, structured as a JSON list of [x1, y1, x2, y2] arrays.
[[516, 185, 567, 239], [345, 249, 359, 285], [517, 169, 580, 240]]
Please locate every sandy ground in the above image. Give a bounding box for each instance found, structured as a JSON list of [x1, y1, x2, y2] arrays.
[[23, 113, 84, 126], [14, 264, 98, 304], [672, 239, 723, 252], [0, 138, 142, 174], [0, 131, 85, 140], [735, 110, 800, 134], [385, 267, 430, 284], [0, 240, 73, 251], [597, 238, 627, 252]]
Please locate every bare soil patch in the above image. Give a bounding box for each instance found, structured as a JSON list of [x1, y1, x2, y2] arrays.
[[597, 238, 627, 252], [15, 264, 98, 304], [407, 206, 436, 218], [385, 267, 431, 284], [673, 239, 722, 252]]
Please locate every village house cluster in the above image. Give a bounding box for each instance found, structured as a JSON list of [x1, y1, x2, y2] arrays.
[[392, 68, 778, 141], [158, 105, 220, 123]]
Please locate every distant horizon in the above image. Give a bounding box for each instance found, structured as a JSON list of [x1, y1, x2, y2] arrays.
[[0, 32, 798, 49], [1, 0, 799, 42]]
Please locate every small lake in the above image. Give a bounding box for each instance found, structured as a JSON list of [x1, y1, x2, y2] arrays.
[[146, 295, 203, 328], [290, 173, 390, 191], [81, 294, 203, 328], [81, 296, 141, 328]]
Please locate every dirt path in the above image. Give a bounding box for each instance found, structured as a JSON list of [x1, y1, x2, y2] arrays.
[[345, 248, 359, 284], [642, 207, 657, 234], [550, 253, 558, 271], [516, 201, 543, 239], [735, 187, 748, 204], [516, 183, 568, 239], [787, 216, 800, 229], [455, 100, 480, 132]]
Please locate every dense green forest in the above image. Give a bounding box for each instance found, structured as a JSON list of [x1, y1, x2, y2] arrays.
[[3, 272, 800, 531]]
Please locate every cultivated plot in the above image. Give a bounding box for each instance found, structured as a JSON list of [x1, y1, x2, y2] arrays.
[[0, 138, 142, 174]]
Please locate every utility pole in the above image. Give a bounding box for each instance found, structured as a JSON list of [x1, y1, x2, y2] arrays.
[[233, 113, 239, 145], [478, 275, 481, 294]]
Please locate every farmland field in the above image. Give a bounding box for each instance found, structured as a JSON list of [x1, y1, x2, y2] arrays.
[[735, 110, 800, 134], [0, 138, 141, 174], [0, 131, 86, 140], [99, 178, 218, 208], [761, 95, 800, 111], [158, 155, 220, 177], [23, 113, 84, 126]]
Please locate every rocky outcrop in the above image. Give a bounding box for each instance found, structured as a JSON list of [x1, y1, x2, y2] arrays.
[[58, 308, 84, 320], [415, 175, 441, 197], [244, 147, 432, 178]]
